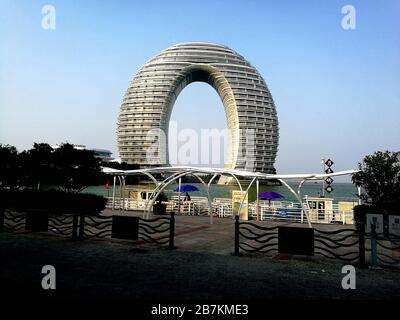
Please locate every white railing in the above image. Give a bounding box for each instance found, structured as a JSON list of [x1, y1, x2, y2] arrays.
[[169, 196, 209, 215], [213, 198, 233, 218], [106, 196, 209, 215], [106, 198, 355, 224], [248, 203, 354, 225], [106, 197, 146, 210]]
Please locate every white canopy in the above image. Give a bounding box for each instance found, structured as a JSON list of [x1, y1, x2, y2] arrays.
[[101, 165, 358, 181], [101, 165, 359, 227]]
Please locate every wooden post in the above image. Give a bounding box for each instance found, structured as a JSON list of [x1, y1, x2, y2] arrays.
[[169, 212, 175, 250], [234, 215, 240, 256]]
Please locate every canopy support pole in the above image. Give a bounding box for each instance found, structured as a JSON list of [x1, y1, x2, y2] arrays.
[[122, 176, 126, 210], [117, 175, 123, 211], [237, 177, 256, 219], [192, 173, 213, 224], [177, 177, 181, 216], [278, 178, 312, 228], [297, 179, 307, 224], [146, 170, 195, 217], [256, 179, 260, 221], [112, 175, 116, 210]]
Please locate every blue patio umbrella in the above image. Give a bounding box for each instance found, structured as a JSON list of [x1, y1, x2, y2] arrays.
[[174, 184, 199, 192], [258, 191, 284, 205]]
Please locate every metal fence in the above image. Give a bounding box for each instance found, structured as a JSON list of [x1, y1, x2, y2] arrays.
[[234, 217, 279, 256], [234, 215, 362, 264], [366, 223, 400, 268], [1, 208, 175, 250], [313, 227, 360, 263], [48, 214, 75, 238], [3, 206, 399, 270], [2, 210, 26, 232]]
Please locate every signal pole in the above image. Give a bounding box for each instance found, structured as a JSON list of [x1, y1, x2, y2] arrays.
[[321, 158, 325, 197], [323, 158, 334, 195]]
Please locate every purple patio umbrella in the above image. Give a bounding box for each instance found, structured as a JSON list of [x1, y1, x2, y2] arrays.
[[174, 184, 199, 192], [258, 191, 284, 205]]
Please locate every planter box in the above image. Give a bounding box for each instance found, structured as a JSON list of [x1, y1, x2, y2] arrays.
[[153, 203, 167, 215], [278, 226, 314, 256], [112, 216, 139, 240], [25, 211, 49, 232]]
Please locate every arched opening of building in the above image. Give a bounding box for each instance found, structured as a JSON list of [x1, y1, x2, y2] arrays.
[[168, 82, 228, 169]]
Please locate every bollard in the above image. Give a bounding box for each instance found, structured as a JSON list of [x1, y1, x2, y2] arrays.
[[0, 207, 4, 233], [169, 212, 175, 250], [358, 221, 366, 268], [234, 215, 240, 256], [72, 212, 79, 240], [370, 222, 378, 268], [78, 212, 85, 240]]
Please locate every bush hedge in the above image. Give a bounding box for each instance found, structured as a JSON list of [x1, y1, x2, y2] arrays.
[[353, 204, 379, 226], [0, 189, 107, 215]]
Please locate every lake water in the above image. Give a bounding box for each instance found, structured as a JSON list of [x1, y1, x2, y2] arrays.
[[85, 181, 360, 204]]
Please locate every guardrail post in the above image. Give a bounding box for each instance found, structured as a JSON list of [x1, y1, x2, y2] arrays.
[[370, 222, 378, 268], [169, 212, 175, 250], [72, 212, 79, 240], [0, 207, 4, 233], [358, 221, 366, 268], [78, 212, 85, 240], [234, 215, 240, 256]]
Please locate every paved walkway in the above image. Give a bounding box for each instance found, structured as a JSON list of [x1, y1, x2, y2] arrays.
[[174, 215, 236, 255], [103, 209, 357, 257], [1, 231, 399, 303], [103, 209, 286, 255], [1, 211, 400, 310]]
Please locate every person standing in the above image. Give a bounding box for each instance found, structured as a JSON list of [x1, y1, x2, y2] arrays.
[[184, 192, 191, 201]]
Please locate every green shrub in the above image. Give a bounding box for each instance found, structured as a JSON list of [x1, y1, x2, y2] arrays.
[[0, 189, 107, 215], [353, 204, 380, 226], [352, 151, 400, 211]]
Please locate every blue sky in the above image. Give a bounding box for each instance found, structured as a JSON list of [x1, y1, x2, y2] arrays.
[[1, 0, 399, 177]]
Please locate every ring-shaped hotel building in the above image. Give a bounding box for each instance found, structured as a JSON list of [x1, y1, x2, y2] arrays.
[[117, 42, 279, 174]]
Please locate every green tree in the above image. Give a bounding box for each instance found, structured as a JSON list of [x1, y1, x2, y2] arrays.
[[28, 143, 54, 189], [16, 150, 33, 188], [352, 151, 400, 212], [52, 143, 104, 193], [0, 144, 19, 189]]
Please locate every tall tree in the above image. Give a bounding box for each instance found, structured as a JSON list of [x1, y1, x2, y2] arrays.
[[28, 143, 54, 189], [0, 144, 19, 189], [52, 143, 103, 193], [352, 151, 400, 212]]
